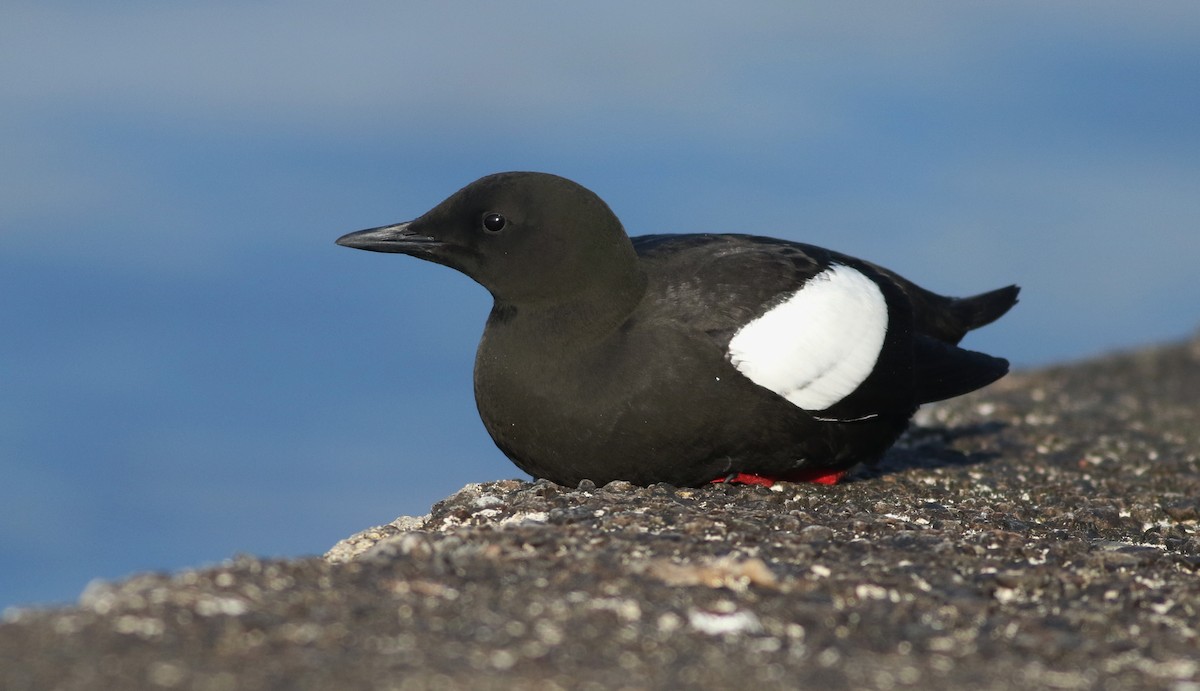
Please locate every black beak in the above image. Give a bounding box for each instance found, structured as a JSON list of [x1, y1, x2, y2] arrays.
[[335, 222, 442, 254]]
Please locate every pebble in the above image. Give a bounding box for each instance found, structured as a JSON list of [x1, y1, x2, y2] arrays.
[[3, 336, 1200, 690]]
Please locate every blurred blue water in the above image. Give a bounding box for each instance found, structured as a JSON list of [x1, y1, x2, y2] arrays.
[[2, 3, 1198, 609]]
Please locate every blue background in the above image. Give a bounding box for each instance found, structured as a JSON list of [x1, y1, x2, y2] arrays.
[[3, 2, 1198, 610]]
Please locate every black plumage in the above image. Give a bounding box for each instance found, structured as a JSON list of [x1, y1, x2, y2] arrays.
[[336, 172, 1018, 487]]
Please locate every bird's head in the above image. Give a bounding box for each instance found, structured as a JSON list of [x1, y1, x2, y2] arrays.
[[336, 172, 643, 305]]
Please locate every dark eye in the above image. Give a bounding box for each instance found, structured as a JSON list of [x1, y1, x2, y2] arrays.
[[482, 213, 507, 233]]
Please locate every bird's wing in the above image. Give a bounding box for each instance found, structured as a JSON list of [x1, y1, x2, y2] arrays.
[[632, 233, 830, 340], [632, 234, 902, 419]]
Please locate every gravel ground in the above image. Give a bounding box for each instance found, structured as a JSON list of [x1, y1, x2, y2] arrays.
[[3, 335, 1199, 690]]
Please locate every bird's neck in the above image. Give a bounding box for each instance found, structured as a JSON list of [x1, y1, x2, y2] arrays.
[[489, 265, 648, 347]]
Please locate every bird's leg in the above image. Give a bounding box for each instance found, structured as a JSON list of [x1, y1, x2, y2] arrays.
[[710, 469, 847, 487]]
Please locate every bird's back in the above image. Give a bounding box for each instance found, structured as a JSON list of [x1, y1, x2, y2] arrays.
[[631, 233, 1018, 406]]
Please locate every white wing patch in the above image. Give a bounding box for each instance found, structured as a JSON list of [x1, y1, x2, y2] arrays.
[[727, 264, 888, 411]]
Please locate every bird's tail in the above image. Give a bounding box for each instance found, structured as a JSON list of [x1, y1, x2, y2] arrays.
[[885, 272, 1020, 345], [949, 285, 1021, 334], [913, 336, 1011, 404]]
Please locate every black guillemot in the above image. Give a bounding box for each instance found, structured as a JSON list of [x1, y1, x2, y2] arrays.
[[336, 172, 1018, 487]]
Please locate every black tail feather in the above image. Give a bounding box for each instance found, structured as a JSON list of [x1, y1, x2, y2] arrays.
[[905, 283, 1020, 345], [871, 260, 1020, 345], [913, 335, 1011, 404], [951, 285, 1021, 333]]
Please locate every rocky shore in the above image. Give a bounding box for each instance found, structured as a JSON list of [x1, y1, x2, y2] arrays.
[[3, 335, 1199, 690]]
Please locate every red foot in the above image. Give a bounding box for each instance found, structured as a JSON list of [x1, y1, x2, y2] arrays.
[[711, 469, 847, 487]]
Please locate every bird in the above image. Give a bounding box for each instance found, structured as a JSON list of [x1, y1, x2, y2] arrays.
[[336, 172, 1018, 488]]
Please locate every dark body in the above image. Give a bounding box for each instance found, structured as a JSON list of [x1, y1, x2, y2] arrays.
[[475, 233, 1013, 486], [337, 172, 1018, 487]]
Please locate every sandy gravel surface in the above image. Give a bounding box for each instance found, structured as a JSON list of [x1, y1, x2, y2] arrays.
[[3, 335, 1198, 690]]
